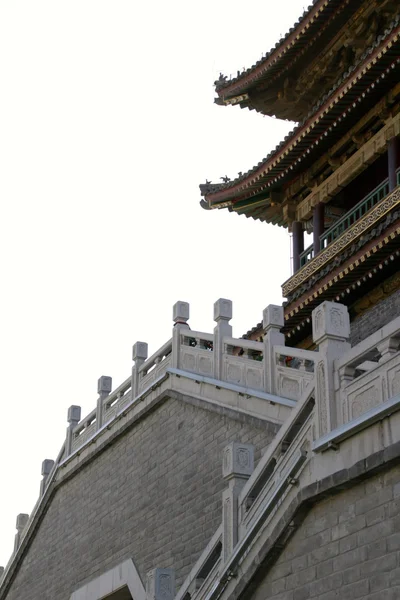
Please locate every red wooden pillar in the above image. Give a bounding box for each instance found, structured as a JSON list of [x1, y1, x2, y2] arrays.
[[388, 136, 400, 192], [313, 203, 325, 255], [292, 221, 304, 272]]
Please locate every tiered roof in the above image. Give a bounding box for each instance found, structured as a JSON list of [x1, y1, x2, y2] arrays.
[[200, 1, 400, 228], [214, 0, 362, 120]]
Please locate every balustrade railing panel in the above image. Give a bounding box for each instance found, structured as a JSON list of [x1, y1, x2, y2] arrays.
[[320, 177, 390, 249], [65, 302, 321, 457], [222, 354, 265, 390], [139, 353, 172, 392], [299, 244, 314, 268], [298, 167, 400, 268], [180, 331, 214, 376], [336, 315, 400, 425], [72, 417, 97, 451], [239, 414, 312, 537], [273, 346, 316, 400], [340, 352, 400, 423]]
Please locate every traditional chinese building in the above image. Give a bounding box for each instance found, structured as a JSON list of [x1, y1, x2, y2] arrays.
[[2, 3, 400, 600], [201, 0, 400, 349]]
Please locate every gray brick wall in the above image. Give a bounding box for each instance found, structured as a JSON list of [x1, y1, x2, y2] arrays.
[[5, 397, 274, 600], [350, 287, 400, 346], [252, 464, 400, 600]]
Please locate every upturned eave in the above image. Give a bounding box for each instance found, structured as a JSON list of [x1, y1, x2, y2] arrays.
[[201, 22, 400, 226]]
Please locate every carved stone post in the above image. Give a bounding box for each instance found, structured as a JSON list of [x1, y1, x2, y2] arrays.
[[146, 568, 175, 600], [132, 342, 148, 398], [171, 301, 190, 369], [96, 375, 112, 430], [222, 442, 254, 562], [312, 302, 350, 437], [40, 459, 54, 497], [66, 405, 81, 456], [263, 305, 285, 394], [292, 221, 304, 272], [14, 513, 29, 553], [213, 299, 232, 380]]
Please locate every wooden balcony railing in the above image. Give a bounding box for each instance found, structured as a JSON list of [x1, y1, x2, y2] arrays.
[[298, 168, 400, 270], [284, 181, 400, 298]]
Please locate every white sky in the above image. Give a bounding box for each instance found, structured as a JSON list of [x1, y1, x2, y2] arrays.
[[0, 0, 308, 566]]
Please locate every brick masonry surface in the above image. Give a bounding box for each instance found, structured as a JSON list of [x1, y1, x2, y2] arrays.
[[252, 464, 400, 600], [4, 397, 275, 600], [350, 287, 400, 346]]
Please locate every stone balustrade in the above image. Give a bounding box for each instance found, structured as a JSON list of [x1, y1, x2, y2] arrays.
[[66, 299, 318, 457], [137, 339, 173, 391], [62, 298, 400, 465], [335, 314, 400, 427], [5, 299, 400, 597], [273, 345, 315, 400]]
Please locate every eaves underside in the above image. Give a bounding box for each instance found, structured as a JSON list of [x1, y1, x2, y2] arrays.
[[202, 23, 400, 223]]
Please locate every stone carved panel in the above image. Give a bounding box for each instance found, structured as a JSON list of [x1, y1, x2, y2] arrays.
[[389, 368, 400, 398], [280, 376, 300, 400], [199, 356, 212, 375], [312, 301, 350, 344], [146, 568, 175, 600], [222, 442, 254, 479], [237, 448, 250, 469], [159, 574, 172, 600], [331, 308, 344, 332], [246, 367, 262, 390], [182, 352, 195, 372], [351, 385, 380, 419], [227, 364, 242, 384]]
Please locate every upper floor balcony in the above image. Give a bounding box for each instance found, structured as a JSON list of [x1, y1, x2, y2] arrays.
[[283, 132, 400, 306], [298, 168, 400, 269]]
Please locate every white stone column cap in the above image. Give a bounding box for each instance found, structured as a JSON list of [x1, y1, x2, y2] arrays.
[[312, 301, 350, 345], [263, 305, 284, 330], [67, 405, 81, 425], [146, 568, 175, 600], [41, 459, 54, 477], [222, 442, 254, 480], [214, 298, 232, 322], [16, 513, 29, 532], [97, 375, 112, 395], [173, 301, 190, 325], [132, 342, 148, 362]]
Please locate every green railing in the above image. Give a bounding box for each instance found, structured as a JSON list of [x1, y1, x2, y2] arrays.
[[298, 168, 400, 269], [299, 244, 314, 267], [320, 178, 389, 249]]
